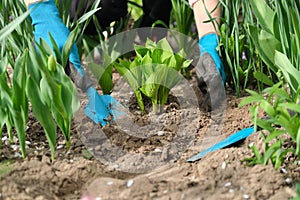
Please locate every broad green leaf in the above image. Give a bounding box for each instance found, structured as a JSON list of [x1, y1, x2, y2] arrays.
[[248, 26, 280, 72], [88, 62, 113, 94], [99, 65, 114, 94], [115, 62, 139, 91], [134, 90, 145, 112], [260, 100, 276, 117], [26, 76, 57, 160], [141, 51, 153, 66], [49, 33, 62, 64], [11, 51, 29, 158], [275, 51, 300, 94], [157, 38, 173, 53], [152, 49, 163, 63], [135, 45, 149, 59], [254, 71, 274, 86], [283, 103, 300, 114], [62, 26, 79, 68], [40, 77, 52, 106], [239, 95, 263, 108], [249, 0, 275, 34]]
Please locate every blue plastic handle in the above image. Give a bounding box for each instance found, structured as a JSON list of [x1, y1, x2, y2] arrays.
[[186, 126, 255, 162]]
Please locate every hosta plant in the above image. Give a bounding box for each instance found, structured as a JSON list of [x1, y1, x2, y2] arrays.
[[114, 38, 192, 114]]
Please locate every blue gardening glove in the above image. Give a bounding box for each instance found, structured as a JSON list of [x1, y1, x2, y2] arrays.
[[28, 0, 112, 125], [199, 33, 226, 83], [29, 0, 84, 76]]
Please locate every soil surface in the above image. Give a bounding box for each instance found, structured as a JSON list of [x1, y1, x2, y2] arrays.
[[1, 73, 300, 200]]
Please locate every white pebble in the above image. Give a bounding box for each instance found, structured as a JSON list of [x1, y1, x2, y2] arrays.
[[221, 162, 226, 169], [14, 152, 22, 158], [280, 168, 288, 174], [95, 197, 102, 200], [25, 141, 31, 145], [285, 178, 292, 184], [243, 194, 250, 199], [229, 189, 234, 193], [248, 142, 254, 148], [107, 181, 114, 186], [57, 145, 64, 150], [157, 131, 165, 136], [2, 136, 8, 141], [224, 182, 231, 187], [154, 148, 162, 153], [127, 179, 134, 188], [11, 145, 19, 151], [225, 154, 229, 159]]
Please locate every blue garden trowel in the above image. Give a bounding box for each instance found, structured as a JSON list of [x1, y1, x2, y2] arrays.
[[186, 126, 255, 162]]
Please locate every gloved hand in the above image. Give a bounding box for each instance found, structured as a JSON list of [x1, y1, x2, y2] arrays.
[[28, 0, 113, 125], [198, 33, 226, 83]]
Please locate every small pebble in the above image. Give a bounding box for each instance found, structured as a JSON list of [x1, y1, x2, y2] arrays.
[[221, 162, 226, 169], [280, 168, 288, 174], [154, 148, 162, 153], [127, 179, 134, 188], [11, 145, 19, 151], [224, 182, 231, 187], [285, 178, 292, 184], [25, 141, 31, 145], [57, 145, 64, 150], [157, 131, 165, 136], [243, 194, 250, 199], [14, 152, 22, 158], [95, 197, 102, 200], [163, 190, 168, 194], [107, 181, 114, 186], [248, 142, 254, 148], [229, 189, 234, 193], [2, 136, 8, 141]]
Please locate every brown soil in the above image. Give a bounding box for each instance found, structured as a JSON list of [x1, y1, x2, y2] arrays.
[[1, 74, 299, 200]]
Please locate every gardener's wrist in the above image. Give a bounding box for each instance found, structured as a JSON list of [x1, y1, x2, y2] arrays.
[[24, 0, 42, 8]]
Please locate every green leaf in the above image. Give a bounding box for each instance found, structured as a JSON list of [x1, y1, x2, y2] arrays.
[[254, 71, 274, 86], [265, 129, 286, 143], [115, 61, 140, 91], [260, 100, 276, 117], [26, 76, 57, 160], [296, 127, 300, 157], [239, 95, 263, 108], [11, 51, 28, 158], [0, 10, 30, 42], [283, 103, 300, 114], [62, 26, 79, 68], [275, 51, 300, 94], [249, 0, 275, 34], [78, 8, 101, 24], [248, 26, 281, 72]]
